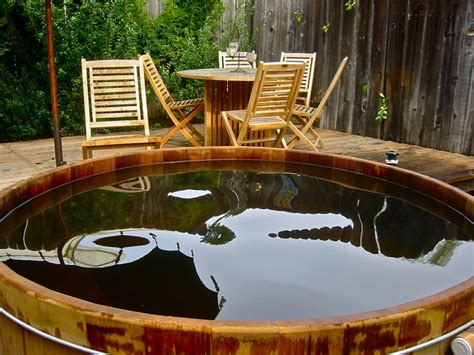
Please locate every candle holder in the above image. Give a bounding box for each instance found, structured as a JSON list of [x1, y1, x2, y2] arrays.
[[246, 50, 257, 68], [226, 41, 245, 73]]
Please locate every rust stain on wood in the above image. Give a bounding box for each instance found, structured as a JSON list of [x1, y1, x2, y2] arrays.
[[86, 324, 126, 350], [314, 336, 330, 354], [76, 322, 84, 332], [344, 323, 398, 353], [398, 315, 431, 346], [249, 337, 279, 354], [212, 336, 240, 354], [144, 327, 211, 354], [444, 292, 472, 330]]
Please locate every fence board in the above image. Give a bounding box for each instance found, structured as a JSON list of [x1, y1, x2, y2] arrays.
[[442, 0, 473, 154]]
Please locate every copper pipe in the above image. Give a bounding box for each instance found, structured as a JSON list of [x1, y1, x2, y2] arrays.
[[45, 0, 65, 166]]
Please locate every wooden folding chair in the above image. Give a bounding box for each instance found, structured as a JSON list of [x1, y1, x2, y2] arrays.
[[141, 53, 204, 147], [218, 51, 257, 69], [221, 62, 305, 147], [287, 57, 348, 150], [280, 52, 316, 106], [81, 58, 161, 159]]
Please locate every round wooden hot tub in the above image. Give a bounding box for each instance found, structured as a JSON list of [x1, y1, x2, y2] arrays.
[[0, 147, 472, 354]]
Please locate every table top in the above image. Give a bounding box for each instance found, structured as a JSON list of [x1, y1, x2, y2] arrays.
[[177, 68, 257, 82]]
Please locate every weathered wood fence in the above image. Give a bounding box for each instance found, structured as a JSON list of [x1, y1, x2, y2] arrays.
[[147, 0, 473, 155]]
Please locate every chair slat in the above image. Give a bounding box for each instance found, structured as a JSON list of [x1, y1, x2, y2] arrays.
[[94, 93, 137, 100], [96, 95, 138, 106], [94, 87, 137, 94], [93, 80, 136, 87], [95, 112, 139, 119], [95, 105, 139, 112]]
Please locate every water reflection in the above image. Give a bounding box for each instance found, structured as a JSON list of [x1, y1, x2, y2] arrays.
[[0, 171, 472, 320], [3, 229, 222, 319]]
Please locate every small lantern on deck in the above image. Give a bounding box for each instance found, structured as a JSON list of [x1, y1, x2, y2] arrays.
[[385, 150, 399, 165]]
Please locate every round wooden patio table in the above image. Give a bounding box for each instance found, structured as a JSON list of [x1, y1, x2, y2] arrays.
[[177, 68, 256, 146]]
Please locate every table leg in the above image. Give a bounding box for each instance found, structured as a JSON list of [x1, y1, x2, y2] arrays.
[[203, 80, 253, 146]]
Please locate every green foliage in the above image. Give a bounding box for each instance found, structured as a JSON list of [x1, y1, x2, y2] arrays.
[[62, 190, 132, 235], [0, 1, 52, 141], [293, 8, 303, 24], [219, 0, 255, 52], [201, 224, 236, 245], [322, 23, 330, 33], [170, 170, 221, 189], [0, 0, 224, 141], [375, 93, 389, 122], [151, 0, 224, 102], [344, 0, 357, 11]]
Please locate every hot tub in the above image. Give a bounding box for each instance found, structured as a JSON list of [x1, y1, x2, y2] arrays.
[[0, 147, 472, 354]]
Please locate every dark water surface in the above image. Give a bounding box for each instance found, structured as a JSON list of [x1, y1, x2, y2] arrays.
[[1, 163, 472, 321]]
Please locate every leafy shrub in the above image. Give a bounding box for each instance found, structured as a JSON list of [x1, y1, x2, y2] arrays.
[[149, 0, 223, 104], [0, 1, 51, 141], [0, 0, 224, 141]]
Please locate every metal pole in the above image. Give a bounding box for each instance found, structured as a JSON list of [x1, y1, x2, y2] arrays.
[[45, 0, 66, 166]]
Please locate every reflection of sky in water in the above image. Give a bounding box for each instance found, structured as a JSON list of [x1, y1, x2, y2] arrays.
[[136, 207, 473, 320], [208, 209, 353, 231], [168, 189, 211, 199]]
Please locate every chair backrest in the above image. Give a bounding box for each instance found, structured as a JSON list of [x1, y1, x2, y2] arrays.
[[141, 53, 175, 109], [218, 51, 257, 69], [280, 52, 316, 105], [243, 62, 305, 126], [81, 58, 149, 141]]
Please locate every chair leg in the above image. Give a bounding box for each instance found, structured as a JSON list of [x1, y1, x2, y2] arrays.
[[289, 112, 325, 149], [82, 146, 92, 159], [274, 127, 288, 148], [275, 129, 288, 148], [221, 113, 239, 146], [293, 122, 325, 149], [162, 105, 203, 147], [287, 122, 319, 151], [176, 108, 204, 140], [306, 127, 326, 149]]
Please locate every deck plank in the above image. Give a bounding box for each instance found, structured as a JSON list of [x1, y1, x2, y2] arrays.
[[0, 125, 472, 192]]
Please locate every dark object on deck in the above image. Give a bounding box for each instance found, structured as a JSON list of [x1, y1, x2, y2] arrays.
[[385, 150, 399, 165]]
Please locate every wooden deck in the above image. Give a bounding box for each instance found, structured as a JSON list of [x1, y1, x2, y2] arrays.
[[0, 124, 472, 192]]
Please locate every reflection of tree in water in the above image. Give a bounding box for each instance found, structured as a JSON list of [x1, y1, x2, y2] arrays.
[[201, 223, 236, 245], [3, 170, 471, 263], [421, 239, 464, 266]]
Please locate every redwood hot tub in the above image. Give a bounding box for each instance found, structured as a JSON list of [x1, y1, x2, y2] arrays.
[[0, 147, 472, 354]]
